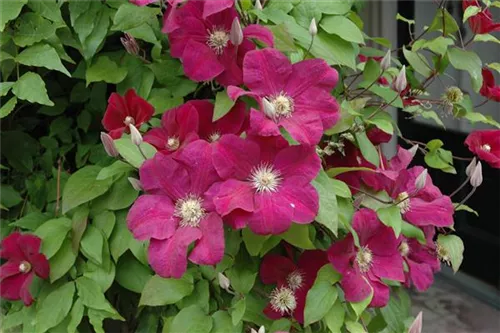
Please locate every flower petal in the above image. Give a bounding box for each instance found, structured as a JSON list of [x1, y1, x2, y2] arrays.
[[274, 145, 321, 180], [212, 179, 255, 215], [0, 232, 24, 261], [340, 270, 372, 303], [285, 59, 338, 97], [224, 209, 252, 229], [0, 262, 22, 279], [293, 87, 339, 130], [216, 44, 243, 87], [263, 303, 285, 320], [280, 110, 324, 145], [248, 109, 282, 138], [0, 273, 28, 301], [20, 273, 34, 306], [243, 49, 292, 95], [212, 134, 260, 180], [227, 86, 259, 101], [203, 0, 234, 18], [327, 236, 356, 274], [181, 40, 225, 82], [297, 250, 329, 285], [30, 253, 49, 279], [260, 254, 297, 285], [371, 253, 405, 282], [367, 278, 390, 308], [279, 182, 319, 224], [243, 25, 274, 47], [247, 192, 294, 235], [407, 259, 436, 292], [162, 101, 200, 141], [404, 196, 454, 227], [189, 213, 225, 265]]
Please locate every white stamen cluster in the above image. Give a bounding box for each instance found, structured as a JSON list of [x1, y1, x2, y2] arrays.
[[269, 286, 297, 315], [207, 28, 230, 55], [174, 195, 205, 227], [482, 144, 491, 152], [356, 247, 373, 273], [209, 131, 221, 142], [124, 116, 135, 126], [286, 270, 304, 291], [267, 92, 294, 120], [399, 241, 410, 257], [396, 191, 411, 214], [166, 136, 180, 151], [18, 261, 31, 273], [249, 163, 282, 193]]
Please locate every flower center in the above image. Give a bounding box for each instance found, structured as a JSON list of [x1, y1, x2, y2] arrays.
[[396, 191, 411, 214], [124, 116, 135, 126], [270, 286, 297, 315], [209, 131, 221, 142], [286, 270, 304, 291], [18, 261, 31, 273], [267, 92, 294, 120], [174, 195, 205, 227], [436, 243, 450, 265], [482, 144, 491, 152], [207, 28, 230, 55], [166, 136, 180, 151], [399, 241, 410, 257], [355, 247, 373, 273], [249, 163, 282, 193]]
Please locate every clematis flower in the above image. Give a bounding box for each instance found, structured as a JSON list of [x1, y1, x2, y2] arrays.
[[465, 129, 500, 168], [102, 89, 154, 139], [166, 2, 273, 86], [399, 227, 440, 292], [260, 250, 328, 324], [127, 140, 224, 278], [0, 232, 50, 306], [479, 68, 500, 102], [327, 208, 404, 307], [463, 0, 500, 35], [228, 49, 340, 145], [209, 134, 321, 235]]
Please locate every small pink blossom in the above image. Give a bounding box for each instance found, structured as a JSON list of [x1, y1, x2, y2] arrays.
[[465, 129, 500, 168]]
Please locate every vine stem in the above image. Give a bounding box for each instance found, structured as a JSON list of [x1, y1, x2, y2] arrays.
[[347, 185, 393, 204], [55, 158, 62, 217], [455, 187, 476, 211]]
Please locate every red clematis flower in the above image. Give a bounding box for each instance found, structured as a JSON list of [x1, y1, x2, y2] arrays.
[[102, 89, 154, 139], [463, 0, 500, 34], [479, 68, 500, 102], [260, 250, 328, 324], [465, 129, 500, 168], [0, 232, 50, 306]]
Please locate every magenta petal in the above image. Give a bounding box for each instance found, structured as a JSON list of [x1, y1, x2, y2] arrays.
[[0, 273, 27, 301], [216, 44, 243, 87], [224, 209, 251, 229], [181, 40, 224, 82], [389, 146, 415, 172], [243, 49, 292, 95], [279, 182, 319, 224], [0, 262, 21, 279], [212, 134, 260, 180], [285, 59, 338, 97], [274, 145, 321, 180], [371, 254, 405, 282], [247, 192, 295, 235], [280, 111, 324, 145], [188, 213, 225, 265], [248, 108, 281, 138], [404, 196, 454, 227], [127, 195, 178, 241], [263, 303, 284, 320], [227, 86, 259, 101], [212, 179, 255, 215], [30, 253, 49, 279], [327, 236, 356, 274], [407, 260, 435, 292], [340, 270, 372, 303], [203, 0, 234, 18], [148, 227, 202, 278], [367, 278, 390, 308], [139, 153, 189, 199], [213, 101, 247, 136], [260, 254, 296, 285], [20, 273, 34, 306], [243, 25, 274, 47], [0, 232, 24, 261], [352, 209, 384, 246], [293, 87, 340, 130]]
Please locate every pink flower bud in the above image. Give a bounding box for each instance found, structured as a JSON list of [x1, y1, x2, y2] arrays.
[[100, 132, 119, 157], [262, 98, 276, 119], [128, 177, 142, 191], [465, 157, 477, 177], [381, 50, 391, 71], [394, 65, 407, 93], [309, 18, 318, 37], [255, 0, 263, 10], [470, 161, 483, 187], [408, 144, 419, 157], [415, 168, 427, 190], [129, 124, 143, 146], [230, 18, 244, 46], [408, 311, 423, 333]]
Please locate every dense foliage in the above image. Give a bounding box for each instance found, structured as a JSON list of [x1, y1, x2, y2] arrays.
[[1, 0, 499, 332]]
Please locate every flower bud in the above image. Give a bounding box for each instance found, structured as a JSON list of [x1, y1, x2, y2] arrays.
[[262, 98, 276, 119], [120, 33, 140, 56], [218, 272, 231, 291], [394, 65, 407, 93], [250, 327, 265, 333], [129, 124, 143, 146], [465, 157, 477, 177], [470, 161, 483, 187], [100, 132, 119, 157], [309, 18, 318, 37], [408, 144, 419, 157], [128, 177, 143, 191], [380, 50, 391, 71], [255, 0, 263, 10], [408, 311, 423, 333], [230, 18, 244, 46], [415, 168, 427, 190]]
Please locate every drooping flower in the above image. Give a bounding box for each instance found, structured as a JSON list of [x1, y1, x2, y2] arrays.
[[210, 134, 321, 235], [228, 49, 339, 145], [194, 100, 247, 143], [0, 232, 50, 306], [463, 0, 500, 35], [327, 209, 404, 307], [166, 2, 273, 86], [127, 140, 224, 278], [102, 89, 155, 139], [260, 250, 328, 324], [479, 68, 500, 102], [465, 129, 500, 168]]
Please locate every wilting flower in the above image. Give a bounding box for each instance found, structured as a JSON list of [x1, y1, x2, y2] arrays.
[[194, 100, 247, 143], [479, 68, 500, 102], [166, 2, 273, 86], [127, 140, 224, 278], [228, 49, 339, 145], [210, 134, 321, 235], [0, 233, 50, 306], [260, 250, 328, 323], [465, 129, 500, 168], [102, 89, 154, 139], [399, 227, 440, 292], [463, 0, 500, 35], [327, 209, 405, 307]]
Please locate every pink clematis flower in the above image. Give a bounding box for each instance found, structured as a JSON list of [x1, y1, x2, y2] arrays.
[[127, 140, 224, 278], [479, 68, 500, 102], [465, 129, 500, 168], [399, 227, 441, 292], [102, 89, 155, 139], [260, 250, 328, 324], [228, 49, 340, 145], [167, 2, 273, 86], [210, 134, 321, 235], [0, 232, 50, 306], [327, 209, 405, 307], [463, 0, 500, 34]]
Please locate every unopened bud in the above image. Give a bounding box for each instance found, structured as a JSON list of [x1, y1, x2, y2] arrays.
[[230, 18, 244, 46], [255, 0, 263, 10], [408, 144, 419, 157], [309, 18, 318, 37], [100, 132, 119, 157], [128, 177, 142, 191], [250, 327, 265, 333], [218, 272, 231, 291], [380, 50, 391, 71], [262, 98, 276, 119], [120, 33, 140, 56], [466, 157, 477, 177], [408, 311, 423, 333], [394, 65, 407, 93], [415, 168, 427, 190], [470, 161, 483, 187], [129, 124, 143, 146]]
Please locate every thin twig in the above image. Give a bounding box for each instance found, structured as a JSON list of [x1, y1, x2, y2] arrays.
[[455, 187, 476, 211], [55, 158, 62, 217]]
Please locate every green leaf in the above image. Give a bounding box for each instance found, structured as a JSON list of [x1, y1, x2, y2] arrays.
[[170, 305, 212, 333], [437, 234, 464, 273], [473, 33, 500, 44], [226, 249, 257, 294], [0, 0, 27, 32], [447, 48, 482, 92], [114, 137, 157, 168], [12, 72, 54, 106], [424, 147, 456, 174], [16, 43, 70, 76], [49, 239, 78, 282], [269, 319, 292, 333], [380, 292, 408, 333], [345, 320, 366, 333], [324, 300, 346, 333], [401, 221, 426, 245], [35, 217, 72, 259], [148, 88, 184, 115], [304, 266, 339, 326], [231, 298, 246, 326], [71, 206, 89, 253], [326, 166, 374, 177], [116, 252, 152, 293], [12, 13, 56, 47], [396, 13, 415, 25], [76, 276, 123, 316], [403, 48, 432, 77], [213, 90, 236, 121], [242, 228, 270, 256], [312, 169, 339, 236], [279, 224, 315, 249], [268, 24, 297, 52], [117, 55, 155, 99], [109, 211, 134, 262], [320, 15, 364, 44], [94, 211, 116, 239], [413, 37, 454, 56], [27, 0, 64, 23], [176, 279, 210, 313], [377, 205, 403, 237], [349, 288, 373, 318], [92, 175, 139, 211], [139, 274, 194, 306], [355, 131, 379, 167], [212, 311, 242, 333], [453, 203, 479, 216], [428, 9, 459, 36], [62, 166, 114, 214], [97, 161, 134, 180], [0, 184, 22, 208], [35, 282, 75, 333], [362, 59, 381, 83], [10, 212, 50, 230], [81, 225, 104, 265], [126, 23, 159, 45], [88, 308, 124, 333], [463, 5, 481, 22], [86, 56, 127, 86], [112, 3, 160, 31], [0, 82, 14, 97], [67, 299, 84, 333]]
